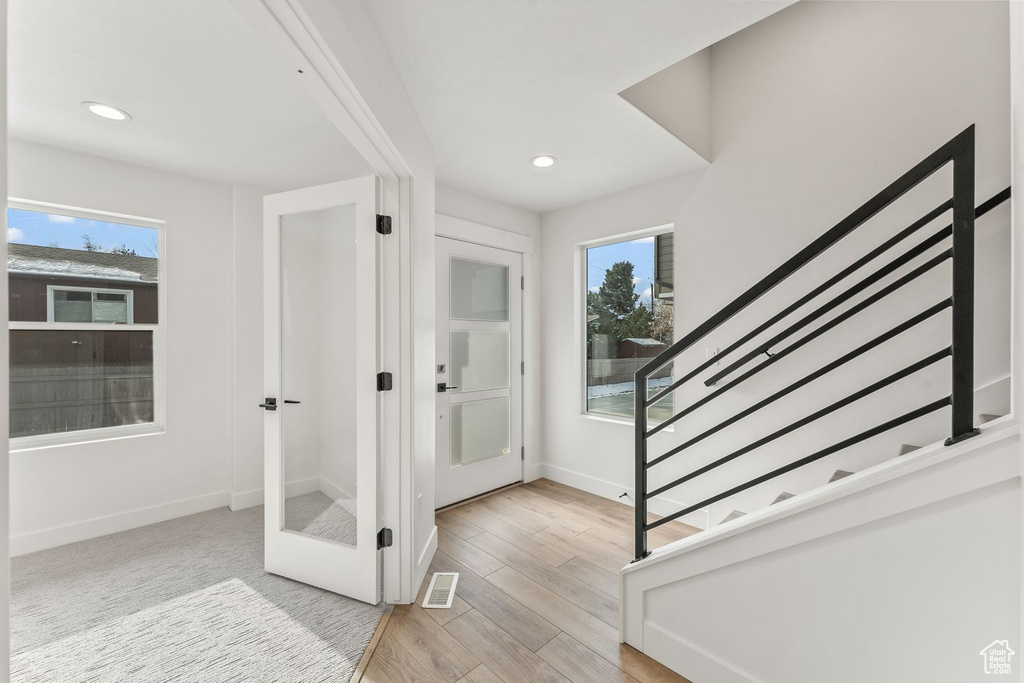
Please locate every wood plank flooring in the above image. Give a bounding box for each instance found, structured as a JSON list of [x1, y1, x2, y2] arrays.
[[359, 479, 700, 683]]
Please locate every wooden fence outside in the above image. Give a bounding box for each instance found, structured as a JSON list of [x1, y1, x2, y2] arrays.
[[10, 363, 154, 438]]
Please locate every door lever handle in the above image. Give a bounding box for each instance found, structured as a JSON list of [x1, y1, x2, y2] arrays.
[[284, 400, 301, 404], [437, 383, 459, 393], [259, 398, 278, 411]]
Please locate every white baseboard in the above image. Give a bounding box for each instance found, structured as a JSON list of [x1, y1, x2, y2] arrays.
[[319, 475, 355, 502], [11, 490, 231, 557], [229, 476, 323, 511], [540, 463, 708, 529], [524, 463, 544, 483], [644, 623, 762, 683]]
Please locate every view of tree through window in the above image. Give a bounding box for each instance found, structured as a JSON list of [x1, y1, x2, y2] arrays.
[[586, 233, 674, 421], [7, 206, 160, 440]]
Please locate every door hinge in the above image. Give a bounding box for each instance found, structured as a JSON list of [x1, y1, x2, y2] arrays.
[[521, 361, 525, 375], [521, 446, 525, 461], [376, 214, 393, 235], [521, 276, 525, 290], [377, 527, 393, 549], [376, 372, 393, 392]]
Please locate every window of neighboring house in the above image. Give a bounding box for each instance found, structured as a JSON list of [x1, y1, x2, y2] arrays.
[[585, 230, 674, 422], [7, 201, 164, 445], [49, 286, 134, 324]]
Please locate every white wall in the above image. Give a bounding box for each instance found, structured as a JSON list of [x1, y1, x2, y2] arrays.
[[229, 184, 265, 509], [539, 0, 1011, 530], [436, 182, 545, 480], [9, 139, 234, 554], [0, 2, 10, 674], [540, 170, 707, 522]]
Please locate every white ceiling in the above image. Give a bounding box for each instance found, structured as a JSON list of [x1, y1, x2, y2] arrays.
[[368, 0, 792, 213], [9, 0, 370, 192]]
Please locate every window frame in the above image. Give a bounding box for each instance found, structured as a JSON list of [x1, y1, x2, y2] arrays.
[[8, 198, 167, 451], [578, 224, 674, 428], [47, 284, 135, 324]]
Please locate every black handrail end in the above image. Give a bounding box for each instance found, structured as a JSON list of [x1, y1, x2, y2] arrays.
[[630, 551, 652, 564], [944, 428, 980, 446]]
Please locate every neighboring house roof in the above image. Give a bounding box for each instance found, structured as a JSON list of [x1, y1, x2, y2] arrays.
[[7, 243, 158, 283], [622, 337, 666, 346]]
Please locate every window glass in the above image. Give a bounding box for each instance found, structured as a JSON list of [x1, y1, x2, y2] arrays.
[[585, 233, 674, 422], [7, 206, 161, 440]]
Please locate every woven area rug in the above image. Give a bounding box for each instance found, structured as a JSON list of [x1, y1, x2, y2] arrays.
[[11, 502, 385, 682]]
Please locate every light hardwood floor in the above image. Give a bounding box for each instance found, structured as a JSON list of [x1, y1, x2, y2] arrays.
[[359, 479, 700, 683]]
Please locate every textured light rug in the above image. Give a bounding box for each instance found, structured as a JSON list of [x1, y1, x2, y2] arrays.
[[11, 502, 385, 682]]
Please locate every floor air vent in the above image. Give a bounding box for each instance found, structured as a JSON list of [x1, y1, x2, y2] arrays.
[[422, 572, 459, 609]]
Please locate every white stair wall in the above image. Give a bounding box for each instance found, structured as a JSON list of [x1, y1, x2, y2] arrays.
[[620, 420, 1020, 683]]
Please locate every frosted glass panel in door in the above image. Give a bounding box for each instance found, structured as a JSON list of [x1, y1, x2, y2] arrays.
[[279, 204, 358, 546], [450, 330, 509, 393], [450, 258, 509, 321], [450, 397, 510, 466]]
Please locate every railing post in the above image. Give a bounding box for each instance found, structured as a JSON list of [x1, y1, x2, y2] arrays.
[[633, 370, 650, 562], [946, 125, 980, 445]]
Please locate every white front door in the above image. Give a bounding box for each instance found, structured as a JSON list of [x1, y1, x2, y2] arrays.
[[263, 176, 382, 604], [435, 237, 523, 508]]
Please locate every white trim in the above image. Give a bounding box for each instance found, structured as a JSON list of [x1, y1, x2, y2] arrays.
[[10, 422, 164, 453], [46, 284, 135, 324], [228, 476, 323, 512], [10, 489, 230, 557], [9, 321, 158, 332], [540, 462, 709, 530], [642, 623, 762, 683], [435, 213, 535, 254], [414, 524, 438, 598], [8, 197, 164, 230]]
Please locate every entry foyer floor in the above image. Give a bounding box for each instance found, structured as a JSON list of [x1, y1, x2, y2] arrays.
[[360, 479, 700, 683]]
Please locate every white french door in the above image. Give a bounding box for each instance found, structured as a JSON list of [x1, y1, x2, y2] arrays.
[[263, 176, 382, 604], [435, 237, 523, 509]]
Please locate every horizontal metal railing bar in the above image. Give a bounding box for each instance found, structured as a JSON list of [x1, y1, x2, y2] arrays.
[[703, 225, 954, 388], [645, 249, 952, 437], [645, 396, 952, 531], [646, 300, 952, 469], [646, 348, 951, 498], [634, 127, 974, 389], [644, 200, 953, 408], [644, 187, 1009, 408]]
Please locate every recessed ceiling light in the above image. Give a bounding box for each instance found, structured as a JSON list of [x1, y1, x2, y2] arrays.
[[531, 155, 557, 168], [82, 102, 132, 121]]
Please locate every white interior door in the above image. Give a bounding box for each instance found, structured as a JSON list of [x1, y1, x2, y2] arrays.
[[435, 237, 522, 508], [263, 176, 381, 604]]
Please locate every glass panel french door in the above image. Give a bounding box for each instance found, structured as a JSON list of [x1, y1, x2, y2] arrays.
[[263, 176, 381, 604], [435, 238, 522, 508]]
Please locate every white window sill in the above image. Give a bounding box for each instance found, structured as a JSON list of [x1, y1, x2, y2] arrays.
[[581, 411, 674, 433], [10, 423, 165, 453]]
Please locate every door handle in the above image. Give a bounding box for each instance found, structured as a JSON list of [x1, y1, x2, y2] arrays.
[[437, 383, 459, 393], [259, 398, 278, 411]]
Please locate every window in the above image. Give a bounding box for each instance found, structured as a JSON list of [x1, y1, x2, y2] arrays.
[[8, 201, 164, 444], [49, 286, 134, 324], [585, 231, 673, 422]]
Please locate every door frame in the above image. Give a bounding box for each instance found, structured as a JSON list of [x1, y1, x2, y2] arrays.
[[435, 215, 538, 488], [231, 0, 414, 602]]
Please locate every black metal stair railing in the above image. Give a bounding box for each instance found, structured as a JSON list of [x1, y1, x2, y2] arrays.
[[633, 125, 1011, 562]]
